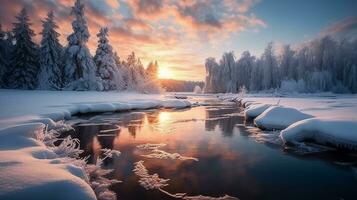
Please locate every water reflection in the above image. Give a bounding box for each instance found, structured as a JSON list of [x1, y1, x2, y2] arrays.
[[65, 101, 357, 200]]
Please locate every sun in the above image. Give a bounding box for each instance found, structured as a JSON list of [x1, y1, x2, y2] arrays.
[[158, 68, 172, 79]]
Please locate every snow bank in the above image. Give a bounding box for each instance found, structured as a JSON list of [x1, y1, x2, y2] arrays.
[[0, 123, 96, 200], [240, 94, 357, 120], [244, 104, 271, 119], [0, 90, 191, 129], [0, 90, 194, 200], [254, 106, 313, 130], [280, 118, 357, 150]]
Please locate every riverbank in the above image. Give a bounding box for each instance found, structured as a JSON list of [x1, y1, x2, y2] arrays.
[[238, 94, 357, 151], [0, 90, 192, 200]]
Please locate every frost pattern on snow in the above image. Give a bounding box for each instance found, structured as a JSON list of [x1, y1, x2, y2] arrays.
[[137, 143, 198, 161], [133, 161, 239, 200], [35, 123, 120, 200], [85, 148, 121, 200]]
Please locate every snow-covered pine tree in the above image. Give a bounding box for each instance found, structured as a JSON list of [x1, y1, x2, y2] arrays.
[[220, 52, 236, 93], [261, 42, 278, 90], [146, 61, 158, 79], [6, 8, 39, 90], [125, 52, 144, 90], [204, 57, 224, 93], [236, 51, 254, 90], [63, 0, 102, 91], [279, 45, 296, 81], [249, 59, 263, 91], [139, 60, 162, 93], [345, 64, 357, 93], [38, 11, 64, 90], [94, 27, 125, 91], [0, 23, 7, 87], [114, 52, 129, 89]]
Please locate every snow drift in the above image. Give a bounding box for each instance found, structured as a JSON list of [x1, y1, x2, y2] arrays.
[[244, 103, 271, 119], [280, 118, 357, 151], [254, 106, 313, 130], [0, 123, 96, 200]]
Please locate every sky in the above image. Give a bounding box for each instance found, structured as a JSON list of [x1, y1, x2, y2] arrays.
[[1, 0, 357, 81]]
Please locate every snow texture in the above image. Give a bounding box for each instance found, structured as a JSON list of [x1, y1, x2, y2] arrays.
[[0, 90, 191, 129], [0, 90, 193, 200], [254, 106, 313, 130], [244, 103, 271, 118], [239, 94, 357, 151], [280, 118, 357, 150], [0, 123, 97, 200]]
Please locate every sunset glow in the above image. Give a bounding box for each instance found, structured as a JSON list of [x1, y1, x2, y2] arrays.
[[1, 0, 355, 81], [158, 67, 173, 79]]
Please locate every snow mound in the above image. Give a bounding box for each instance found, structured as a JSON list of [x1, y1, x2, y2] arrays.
[[244, 104, 271, 119], [254, 106, 312, 130], [162, 100, 191, 108], [280, 118, 357, 151], [0, 90, 192, 129], [0, 123, 96, 200]]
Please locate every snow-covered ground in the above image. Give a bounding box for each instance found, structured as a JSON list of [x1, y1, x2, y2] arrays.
[[0, 89, 192, 200], [240, 93, 357, 150], [1, 90, 357, 200], [242, 93, 357, 120], [0, 89, 191, 129]]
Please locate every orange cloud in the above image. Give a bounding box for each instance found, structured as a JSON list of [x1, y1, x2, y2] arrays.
[[106, 0, 120, 9], [0, 0, 265, 81]]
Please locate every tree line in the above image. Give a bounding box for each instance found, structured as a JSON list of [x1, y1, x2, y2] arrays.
[[205, 37, 357, 94], [0, 0, 161, 92]]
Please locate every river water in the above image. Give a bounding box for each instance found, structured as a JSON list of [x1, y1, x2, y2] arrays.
[[64, 97, 357, 200]]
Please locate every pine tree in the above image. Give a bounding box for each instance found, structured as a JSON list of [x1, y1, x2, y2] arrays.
[[63, 0, 102, 91], [236, 51, 254, 90], [0, 23, 7, 87], [140, 60, 162, 93], [220, 52, 236, 93], [280, 45, 296, 80], [94, 27, 124, 91], [38, 11, 64, 90], [204, 57, 224, 93], [125, 52, 143, 90], [345, 64, 357, 93], [6, 8, 39, 89], [114, 51, 129, 89], [261, 42, 278, 89], [146, 61, 159, 79]]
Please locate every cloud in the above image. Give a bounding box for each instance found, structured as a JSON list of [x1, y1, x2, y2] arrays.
[[321, 16, 357, 39], [0, 0, 264, 81], [106, 0, 120, 9]]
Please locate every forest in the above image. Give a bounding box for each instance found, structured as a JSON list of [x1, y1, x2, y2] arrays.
[[0, 1, 161, 92], [205, 37, 357, 93]]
